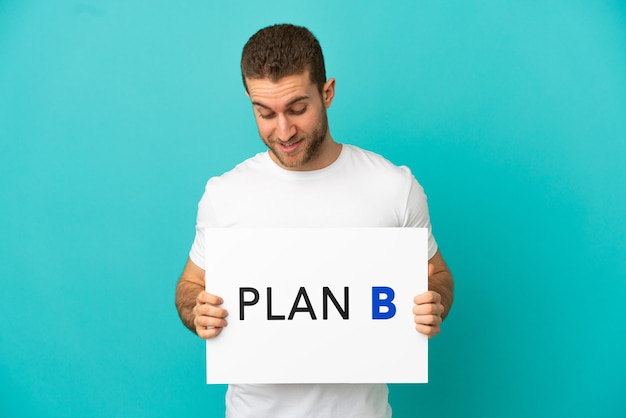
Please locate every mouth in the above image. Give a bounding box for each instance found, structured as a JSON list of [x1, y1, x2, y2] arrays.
[[277, 139, 303, 154]]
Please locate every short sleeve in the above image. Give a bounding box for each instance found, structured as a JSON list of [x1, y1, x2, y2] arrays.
[[403, 176, 439, 259], [188, 186, 218, 270]]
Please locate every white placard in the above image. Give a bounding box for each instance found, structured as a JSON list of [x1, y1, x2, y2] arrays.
[[204, 228, 428, 384]]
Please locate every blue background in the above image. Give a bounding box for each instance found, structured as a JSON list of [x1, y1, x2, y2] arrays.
[[1, 1, 625, 417]]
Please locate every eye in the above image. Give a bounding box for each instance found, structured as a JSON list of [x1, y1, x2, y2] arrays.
[[289, 106, 307, 116], [258, 112, 276, 120]]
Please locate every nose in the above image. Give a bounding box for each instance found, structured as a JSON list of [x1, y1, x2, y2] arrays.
[[276, 114, 296, 141]]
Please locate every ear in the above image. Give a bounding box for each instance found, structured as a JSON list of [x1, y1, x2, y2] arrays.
[[322, 78, 336, 108]]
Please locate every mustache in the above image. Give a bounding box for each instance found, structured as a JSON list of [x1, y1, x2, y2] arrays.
[[267, 135, 303, 145]]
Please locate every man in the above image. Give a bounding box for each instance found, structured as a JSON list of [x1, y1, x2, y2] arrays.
[[175, 23, 453, 418]]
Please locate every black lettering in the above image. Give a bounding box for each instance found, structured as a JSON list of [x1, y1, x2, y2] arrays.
[[288, 287, 317, 320], [267, 287, 286, 320], [323, 286, 349, 320], [239, 287, 259, 320]]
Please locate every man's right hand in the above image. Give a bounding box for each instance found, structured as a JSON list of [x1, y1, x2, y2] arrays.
[[193, 291, 229, 339]]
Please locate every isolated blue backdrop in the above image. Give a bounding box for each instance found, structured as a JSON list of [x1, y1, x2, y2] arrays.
[[1, 1, 625, 417]]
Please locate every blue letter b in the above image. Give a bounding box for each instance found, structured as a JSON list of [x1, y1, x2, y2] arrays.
[[372, 286, 396, 319]]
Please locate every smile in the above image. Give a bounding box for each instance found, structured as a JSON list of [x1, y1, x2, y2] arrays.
[[277, 139, 303, 153]]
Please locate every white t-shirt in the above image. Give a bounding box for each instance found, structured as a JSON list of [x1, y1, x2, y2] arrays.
[[189, 144, 438, 418]]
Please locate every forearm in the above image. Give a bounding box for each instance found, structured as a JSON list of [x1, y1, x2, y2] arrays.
[[429, 270, 454, 321], [175, 279, 203, 333]]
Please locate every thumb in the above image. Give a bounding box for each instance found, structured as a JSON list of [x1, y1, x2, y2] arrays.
[[428, 262, 434, 277]]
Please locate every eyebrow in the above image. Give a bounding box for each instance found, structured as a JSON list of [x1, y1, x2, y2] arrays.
[[251, 95, 310, 110]]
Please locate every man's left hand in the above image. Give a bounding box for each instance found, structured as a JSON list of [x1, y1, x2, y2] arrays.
[[413, 290, 445, 338]]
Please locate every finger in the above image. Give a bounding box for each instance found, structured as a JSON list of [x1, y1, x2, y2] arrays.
[[197, 291, 224, 305], [412, 302, 444, 316], [197, 325, 224, 340], [413, 291, 441, 305], [413, 314, 443, 327], [428, 263, 434, 277], [415, 323, 440, 338], [195, 314, 228, 329], [194, 303, 229, 319]]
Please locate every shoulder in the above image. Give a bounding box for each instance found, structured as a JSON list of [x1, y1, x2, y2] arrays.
[[343, 144, 414, 181], [205, 152, 271, 190]]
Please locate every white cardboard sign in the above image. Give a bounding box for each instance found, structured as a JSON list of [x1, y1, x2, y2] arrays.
[[204, 228, 428, 384]]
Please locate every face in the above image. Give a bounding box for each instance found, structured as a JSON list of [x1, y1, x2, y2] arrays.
[[246, 71, 337, 171]]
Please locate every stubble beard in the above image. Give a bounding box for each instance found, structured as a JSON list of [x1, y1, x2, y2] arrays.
[[263, 111, 329, 169]]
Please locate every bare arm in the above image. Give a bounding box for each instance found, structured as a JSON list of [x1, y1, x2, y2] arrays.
[[427, 250, 454, 321], [175, 257, 228, 339], [413, 249, 454, 337]]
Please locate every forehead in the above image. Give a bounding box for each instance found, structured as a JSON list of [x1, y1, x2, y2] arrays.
[[246, 72, 317, 108]]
